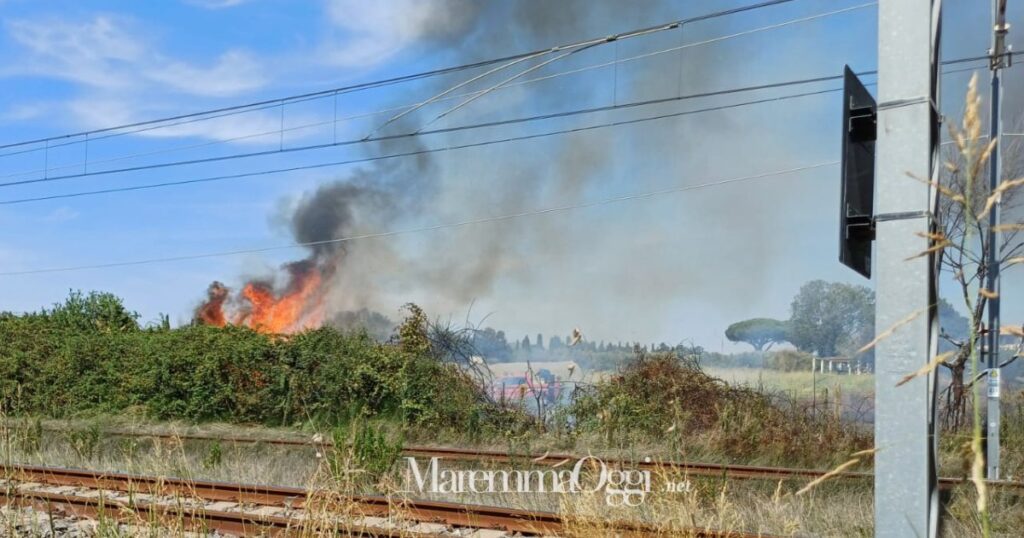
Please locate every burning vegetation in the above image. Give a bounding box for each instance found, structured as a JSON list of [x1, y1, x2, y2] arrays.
[[196, 259, 331, 334], [193, 158, 402, 335]]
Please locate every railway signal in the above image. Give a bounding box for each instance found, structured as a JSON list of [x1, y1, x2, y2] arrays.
[[839, 65, 877, 279]]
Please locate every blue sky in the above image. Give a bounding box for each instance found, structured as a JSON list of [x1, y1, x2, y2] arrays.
[[0, 0, 1020, 350]]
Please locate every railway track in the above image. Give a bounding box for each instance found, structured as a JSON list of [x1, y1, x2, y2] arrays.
[[42, 426, 1024, 492], [1, 487, 360, 538], [404, 446, 1024, 492], [406, 446, 1024, 493], [0, 463, 767, 537]]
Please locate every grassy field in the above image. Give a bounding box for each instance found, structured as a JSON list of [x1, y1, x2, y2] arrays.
[[704, 367, 875, 400]]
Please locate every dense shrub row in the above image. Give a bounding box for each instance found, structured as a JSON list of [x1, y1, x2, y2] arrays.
[[0, 292, 518, 434], [570, 350, 871, 464], [2, 291, 871, 465]]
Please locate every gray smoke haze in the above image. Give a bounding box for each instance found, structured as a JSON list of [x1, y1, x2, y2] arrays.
[[277, 0, 966, 344], [276, 0, 824, 341]]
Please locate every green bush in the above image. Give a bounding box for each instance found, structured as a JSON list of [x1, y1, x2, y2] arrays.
[[571, 351, 764, 440], [203, 440, 223, 470], [0, 292, 521, 436], [67, 423, 102, 461], [569, 350, 871, 464], [327, 418, 404, 487]]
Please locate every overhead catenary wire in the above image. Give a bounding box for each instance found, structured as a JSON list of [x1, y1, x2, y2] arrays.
[[0, 161, 837, 276], [3, 3, 1008, 179], [0, 2, 874, 189], [360, 23, 680, 141], [0, 49, 546, 156], [2, 4, 1009, 282], [0, 86, 847, 206], [0, 1, 878, 183], [412, 41, 607, 135], [0, 0, 798, 156], [0, 38, 624, 181], [0, 73, 856, 190], [2, 55, 1009, 206], [0, 90, 339, 161], [0, 57, 994, 194], [0, 4, 1003, 274], [359, 48, 556, 141], [415, 2, 876, 134]]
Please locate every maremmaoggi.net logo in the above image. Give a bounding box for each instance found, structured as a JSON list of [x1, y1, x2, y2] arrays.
[[400, 456, 653, 507]]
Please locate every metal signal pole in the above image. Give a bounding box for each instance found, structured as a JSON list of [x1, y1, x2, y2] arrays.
[[985, 0, 1009, 481], [874, 1, 941, 536]]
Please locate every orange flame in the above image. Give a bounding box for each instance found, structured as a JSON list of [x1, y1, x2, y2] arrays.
[[195, 261, 328, 334], [237, 271, 324, 333]]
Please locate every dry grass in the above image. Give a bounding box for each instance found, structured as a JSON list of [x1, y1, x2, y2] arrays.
[[0, 420, 320, 488], [4, 414, 1024, 536]]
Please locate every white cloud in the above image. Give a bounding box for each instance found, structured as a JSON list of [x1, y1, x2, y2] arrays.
[[321, 0, 474, 67], [6, 15, 146, 89], [146, 49, 266, 97], [1, 3, 472, 144], [3, 14, 272, 142], [6, 15, 266, 98]]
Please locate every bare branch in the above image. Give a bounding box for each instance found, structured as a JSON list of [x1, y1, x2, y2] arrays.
[[940, 330, 965, 348]]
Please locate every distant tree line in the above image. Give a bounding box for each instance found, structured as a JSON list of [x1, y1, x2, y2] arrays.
[[724, 280, 969, 363]]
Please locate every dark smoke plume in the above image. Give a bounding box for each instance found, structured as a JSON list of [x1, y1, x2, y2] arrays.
[[195, 281, 229, 326], [264, 0, 884, 342], [279, 1, 727, 315]]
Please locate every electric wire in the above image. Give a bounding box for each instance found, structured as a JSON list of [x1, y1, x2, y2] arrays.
[[0, 73, 857, 190], [0, 3, 1006, 274], [0, 2, 1006, 174], [415, 2, 876, 134], [0, 161, 837, 276], [0, 86, 846, 206], [0, 0, 797, 155], [0, 91, 337, 160], [412, 41, 606, 135], [0, 2, 874, 182], [0, 2, 872, 188], [0, 56, 776, 183], [359, 48, 555, 141], [2, 57, 1009, 205]]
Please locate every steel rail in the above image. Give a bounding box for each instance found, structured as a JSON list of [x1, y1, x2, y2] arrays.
[[0, 487, 434, 537], [1, 463, 563, 534], [60, 427, 1024, 492], [2, 464, 763, 537], [407, 446, 1024, 492]]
